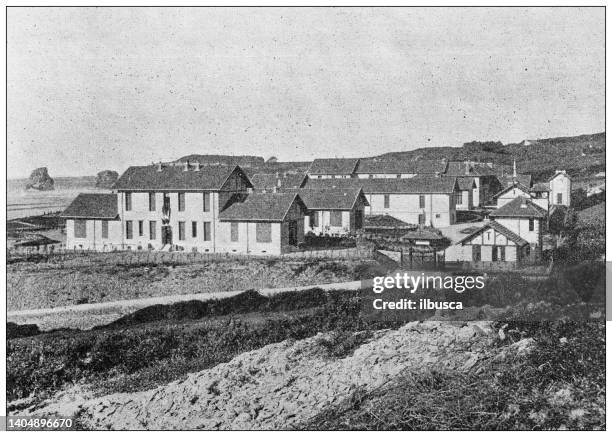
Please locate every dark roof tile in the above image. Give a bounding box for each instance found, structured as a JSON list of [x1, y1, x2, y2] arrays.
[[489, 197, 547, 218], [61, 193, 119, 219], [219, 193, 305, 222], [459, 220, 529, 246], [308, 158, 360, 175]]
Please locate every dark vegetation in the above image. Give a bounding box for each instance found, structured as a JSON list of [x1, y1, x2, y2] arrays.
[[300, 320, 604, 430], [6, 288, 407, 403]]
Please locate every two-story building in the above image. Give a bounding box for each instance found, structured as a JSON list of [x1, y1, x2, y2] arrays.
[[549, 170, 572, 207], [444, 161, 502, 208], [488, 196, 547, 261]]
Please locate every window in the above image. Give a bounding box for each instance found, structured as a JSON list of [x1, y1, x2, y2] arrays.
[[310, 212, 319, 227], [419, 195, 425, 209], [383, 195, 390, 208], [330, 211, 343, 227], [101, 221, 108, 239], [138, 220, 144, 237], [126, 221, 133, 239], [178, 193, 185, 211], [149, 221, 157, 240], [74, 219, 87, 238], [317, 175, 322, 179], [369, 174, 374, 179], [556, 193, 563, 205], [203, 192, 210, 212], [178, 221, 185, 240], [435, 213, 441, 218], [231, 222, 239, 242], [192, 221, 198, 238], [455, 192, 463, 205], [529, 219, 534, 231], [125, 192, 132, 211], [492, 246, 505, 262], [149, 192, 156, 211], [256, 222, 272, 243], [203, 222, 211, 241], [396, 174, 401, 178], [418, 213, 426, 225]]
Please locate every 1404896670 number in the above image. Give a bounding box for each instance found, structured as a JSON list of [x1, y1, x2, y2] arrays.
[[5, 416, 74, 430]]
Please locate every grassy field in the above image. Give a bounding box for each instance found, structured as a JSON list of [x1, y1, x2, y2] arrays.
[[7, 255, 386, 311]]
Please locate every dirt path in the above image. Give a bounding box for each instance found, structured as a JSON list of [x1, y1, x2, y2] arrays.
[[7, 280, 366, 331]]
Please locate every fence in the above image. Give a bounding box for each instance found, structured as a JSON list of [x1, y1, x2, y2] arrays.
[[7, 245, 375, 269]]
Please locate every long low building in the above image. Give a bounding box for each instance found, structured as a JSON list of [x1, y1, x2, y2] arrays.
[[304, 177, 460, 228]]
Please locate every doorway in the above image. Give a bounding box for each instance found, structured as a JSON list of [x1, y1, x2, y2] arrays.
[[162, 225, 172, 245], [288, 220, 298, 246]]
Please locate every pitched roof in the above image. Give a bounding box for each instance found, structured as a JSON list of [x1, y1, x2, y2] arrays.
[[308, 158, 360, 175], [61, 193, 119, 219], [219, 193, 305, 222], [549, 170, 572, 182], [293, 188, 368, 210], [491, 182, 532, 199], [250, 172, 307, 191], [459, 220, 529, 247], [457, 177, 476, 191], [489, 197, 547, 219], [531, 182, 551, 192], [444, 161, 497, 177], [113, 164, 252, 191], [303, 177, 458, 194], [355, 159, 446, 175]]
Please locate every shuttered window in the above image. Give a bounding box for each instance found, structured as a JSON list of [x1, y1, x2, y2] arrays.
[[383, 195, 390, 208], [138, 220, 144, 237], [126, 221, 133, 239], [231, 223, 239, 242], [330, 211, 342, 227], [256, 222, 272, 243], [529, 219, 534, 231], [203, 222, 211, 241], [203, 192, 210, 212], [125, 192, 132, 211], [101, 221, 109, 239], [178, 193, 185, 211], [149, 192, 156, 211], [192, 221, 198, 238], [419, 195, 426, 209], [74, 220, 87, 238]]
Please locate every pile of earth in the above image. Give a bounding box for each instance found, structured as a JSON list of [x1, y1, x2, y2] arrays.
[[12, 321, 535, 430]]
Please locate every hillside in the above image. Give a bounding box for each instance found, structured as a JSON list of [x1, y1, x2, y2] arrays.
[[372, 132, 605, 181]]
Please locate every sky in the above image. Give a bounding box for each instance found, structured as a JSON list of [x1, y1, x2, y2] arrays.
[[7, 7, 605, 178]]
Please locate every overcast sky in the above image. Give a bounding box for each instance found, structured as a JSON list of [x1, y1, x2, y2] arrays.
[[7, 7, 604, 178]]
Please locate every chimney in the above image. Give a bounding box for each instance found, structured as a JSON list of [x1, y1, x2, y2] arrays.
[[183, 160, 190, 171], [157, 161, 163, 172]]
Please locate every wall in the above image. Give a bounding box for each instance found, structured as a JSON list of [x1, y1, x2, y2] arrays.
[[455, 190, 472, 210], [305, 210, 351, 235], [365, 192, 455, 227], [496, 187, 531, 208], [549, 173, 571, 206], [494, 217, 542, 247], [65, 219, 122, 250]]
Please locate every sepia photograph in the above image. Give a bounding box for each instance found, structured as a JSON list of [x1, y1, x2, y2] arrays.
[[4, 5, 606, 431]]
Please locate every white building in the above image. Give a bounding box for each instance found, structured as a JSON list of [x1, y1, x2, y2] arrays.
[[549, 170, 572, 207]]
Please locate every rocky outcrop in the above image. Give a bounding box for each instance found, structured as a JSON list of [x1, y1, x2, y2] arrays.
[[25, 167, 54, 191], [95, 170, 119, 189], [12, 321, 534, 430]]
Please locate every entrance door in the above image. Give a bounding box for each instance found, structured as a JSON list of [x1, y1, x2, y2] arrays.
[[354, 210, 363, 230], [162, 225, 172, 245], [288, 220, 298, 245], [472, 245, 481, 262]]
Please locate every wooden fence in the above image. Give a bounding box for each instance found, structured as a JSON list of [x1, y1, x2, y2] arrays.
[[7, 245, 375, 268]]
